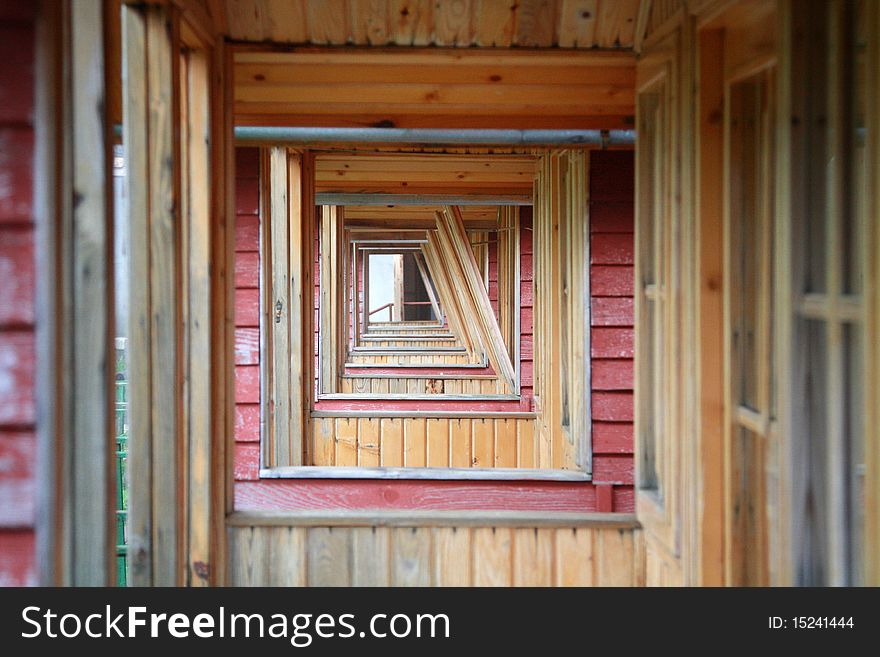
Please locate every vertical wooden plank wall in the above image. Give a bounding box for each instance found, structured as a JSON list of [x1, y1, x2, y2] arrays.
[[0, 0, 37, 586], [228, 522, 643, 587]]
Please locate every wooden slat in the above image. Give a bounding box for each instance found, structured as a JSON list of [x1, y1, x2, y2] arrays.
[[183, 47, 213, 586], [435, 206, 517, 389], [267, 147, 292, 465], [233, 48, 635, 129], [307, 527, 351, 585], [122, 3, 152, 587], [513, 527, 554, 585], [432, 526, 471, 585], [69, 0, 113, 585], [350, 526, 390, 585], [268, 526, 306, 585], [146, 4, 180, 587], [391, 527, 431, 585], [472, 527, 512, 586]]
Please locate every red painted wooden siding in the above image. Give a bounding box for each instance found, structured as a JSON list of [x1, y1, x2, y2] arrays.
[[232, 149, 635, 513], [589, 151, 635, 499], [0, 0, 37, 585], [233, 148, 261, 471]]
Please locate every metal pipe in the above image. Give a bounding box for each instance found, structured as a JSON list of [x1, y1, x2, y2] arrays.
[[234, 126, 636, 146]]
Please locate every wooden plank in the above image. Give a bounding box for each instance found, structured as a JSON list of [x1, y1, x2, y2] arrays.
[[230, 509, 640, 528], [146, 3, 180, 587], [388, 0, 433, 46], [474, 0, 517, 46], [267, 146, 291, 465], [229, 527, 269, 586], [596, 527, 634, 585], [319, 205, 344, 393], [449, 418, 472, 468], [233, 48, 636, 129], [554, 527, 594, 585], [267, 526, 306, 585], [433, 0, 472, 46], [122, 3, 152, 587], [350, 526, 391, 585], [68, 1, 114, 585], [403, 417, 427, 467], [335, 417, 358, 466], [357, 417, 380, 467], [288, 151, 310, 466], [391, 527, 431, 585], [471, 417, 494, 468], [472, 527, 512, 586], [513, 528, 554, 586], [307, 527, 351, 586], [183, 47, 213, 586], [432, 527, 471, 585], [558, 0, 598, 47], [494, 418, 517, 467], [426, 418, 450, 467]]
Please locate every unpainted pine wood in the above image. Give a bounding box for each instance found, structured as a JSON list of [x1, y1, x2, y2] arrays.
[[471, 417, 494, 468], [380, 418, 404, 466], [305, 0, 350, 45], [432, 0, 472, 46], [426, 418, 450, 467], [183, 48, 213, 586], [554, 527, 594, 585], [517, 418, 537, 468], [404, 417, 427, 467], [513, 528, 554, 586], [312, 416, 334, 466], [432, 527, 471, 586], [595, 0, 640, 48], [472, 527, 513, 586], [349, 0, 391, 45], [357, 417, 380, 467], [351, 526, 391, 586], [494, 418, 517, 467], [450, 418, 472, 468], [474, 0, 517, 46], [335, 417, 358, 466], [558, 0, 598, 47], [595, 527, 635, 586], [307, 527, 351, 586], [391, 527, 432, 585]]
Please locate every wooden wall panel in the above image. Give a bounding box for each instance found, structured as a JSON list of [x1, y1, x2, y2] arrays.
[[308, 416, 538, 469], [233, 49, 635, 129], [224, 0, 644, 49], [228, 522, 644, 586]]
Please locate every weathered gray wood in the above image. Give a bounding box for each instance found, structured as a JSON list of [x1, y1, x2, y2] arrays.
[[70, 0, 112, 586], [350, 527, 390, 586], [146, 5, 180, 588], [267, 147, 292, 465], [307, 527, 351, 586], [122, 4, 152, 587], [228, 510, 639, 529], [268, 527, 307, 586], [391, 528, 432, 586]]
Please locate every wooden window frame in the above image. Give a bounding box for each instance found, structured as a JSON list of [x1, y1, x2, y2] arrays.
[[258, 147, 594, 481]]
